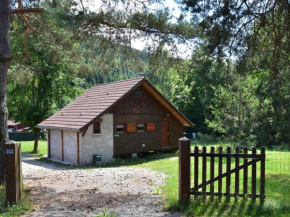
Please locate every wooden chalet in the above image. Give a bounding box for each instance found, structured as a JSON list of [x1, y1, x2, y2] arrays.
[[37, 77, 193, 165]]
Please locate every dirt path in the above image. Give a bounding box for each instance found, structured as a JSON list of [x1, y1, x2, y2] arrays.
[[22, 153, 181, 217]]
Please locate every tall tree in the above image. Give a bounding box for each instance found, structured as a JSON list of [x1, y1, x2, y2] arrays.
[[0, 0, 43, 181], [0, 0, 11, 182], [8, 11, 85, 152]]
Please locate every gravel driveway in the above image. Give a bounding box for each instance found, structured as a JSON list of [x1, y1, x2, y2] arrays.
[[22, 153, 181, 217]]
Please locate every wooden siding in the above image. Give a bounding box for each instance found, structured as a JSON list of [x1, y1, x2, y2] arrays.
[[112, 85, 183, 156]]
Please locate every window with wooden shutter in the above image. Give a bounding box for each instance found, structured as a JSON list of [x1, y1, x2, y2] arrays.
[[146, 123, 155, 132], [127, 123, 136, 133], [93, 122, 101, 134]]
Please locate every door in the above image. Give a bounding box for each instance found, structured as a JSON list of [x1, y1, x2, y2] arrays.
[[162, 120, 170, 147]]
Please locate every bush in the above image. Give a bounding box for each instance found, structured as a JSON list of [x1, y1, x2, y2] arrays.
[[197, 133, 217, 143], [277, 143, 290, 151]]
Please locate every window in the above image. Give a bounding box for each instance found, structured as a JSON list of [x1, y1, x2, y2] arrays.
[[137, 123, 145, 132], [116, 124, 125, 133], [146, 123, 155, 132], [135, 90, 143, 98], [93, 122, 101, 134], [127, 123, 137, 133]]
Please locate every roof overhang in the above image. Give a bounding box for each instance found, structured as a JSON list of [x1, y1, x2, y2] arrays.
[[37, 125, 80, 132]]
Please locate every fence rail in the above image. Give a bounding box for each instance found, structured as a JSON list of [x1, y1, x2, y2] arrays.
[[178, 137, 266, 202]]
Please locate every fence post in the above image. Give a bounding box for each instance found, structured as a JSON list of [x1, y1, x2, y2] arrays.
[[260, 147, 265, 203], [243, 147, 248, 196], [252, 147, 257, 201], [18, 143, 23, 199], [4, 140, 20, 204], [179, 137, 190, 202]]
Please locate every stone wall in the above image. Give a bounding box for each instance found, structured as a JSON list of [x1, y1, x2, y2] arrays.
[[80, 113, 114, 165]]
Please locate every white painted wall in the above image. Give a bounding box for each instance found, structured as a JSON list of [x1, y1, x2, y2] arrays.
[[50, 130, 62, 161], [63, 131, 78, 165], [80, 113, 114, 165]]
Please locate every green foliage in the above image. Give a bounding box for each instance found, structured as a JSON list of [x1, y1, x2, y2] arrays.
[[6, 0, 290, 150], [196, 133, 217, 143], [207, 74, 260, 142], [46, 0, 196, 75], [7, 8, 86, 151], [177, 0, 290, 147], [83, 68, 139, 88], [146, 46, 180, 101], [0, 188, 32, 217], [95, 209, 117, 217]]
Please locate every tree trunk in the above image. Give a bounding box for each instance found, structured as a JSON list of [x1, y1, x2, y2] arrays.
[[33, 129, 39, 153], [0, 0, 11, 183]]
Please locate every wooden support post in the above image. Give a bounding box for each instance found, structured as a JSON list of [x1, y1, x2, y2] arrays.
[[4, 141, 20, 204], [47, 129, 51, 158], [18, 143, 23, 199], [260, 147, 265, 203], [179, 137, 190, 202], [61, 130, 64, 162], [77, 132, 80, 165]]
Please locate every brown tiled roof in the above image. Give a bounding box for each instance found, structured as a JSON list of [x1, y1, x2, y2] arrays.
[[37, 77, 193, 131], [37, 77, 145, 131]]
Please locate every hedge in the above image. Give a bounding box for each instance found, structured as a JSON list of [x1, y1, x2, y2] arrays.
[[9, 132, 46, 141]]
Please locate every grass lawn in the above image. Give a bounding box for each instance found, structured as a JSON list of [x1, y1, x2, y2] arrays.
[[116, 142, 290, 217], [0, 189, 32, 217], [19, 140, 47, 156]]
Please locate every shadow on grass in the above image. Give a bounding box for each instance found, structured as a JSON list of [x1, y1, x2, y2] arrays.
[[175, 196, 290, 217], [104, 151, 178, 168]]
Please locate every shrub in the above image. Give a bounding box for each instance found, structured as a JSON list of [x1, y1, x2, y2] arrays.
[[197, 133, 217, 143]]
